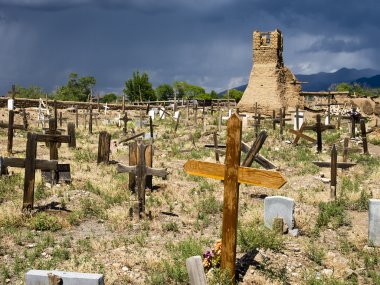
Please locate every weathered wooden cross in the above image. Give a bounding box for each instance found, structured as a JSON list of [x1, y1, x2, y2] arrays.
[[288, 121, 316, 145], [0, 133, 58, 210], [294, 114, 335, 153], [0, 110, 28, 154], [184, 114, 286, 281], [37, 118, 71, 184], [312, 144, 356, 199], [341, 106, 364, 138], [117, 142, 167, 218], [272, 108, 291, 140]]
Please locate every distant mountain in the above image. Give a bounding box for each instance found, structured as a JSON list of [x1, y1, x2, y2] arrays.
[[353, 74, 380, 88], [296, 68, 380, 91], [220, 68, 380, 95]]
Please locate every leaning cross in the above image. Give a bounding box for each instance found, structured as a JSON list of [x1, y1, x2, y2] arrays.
[[288, 121, 316, 145], [184, 114, 286, 281]]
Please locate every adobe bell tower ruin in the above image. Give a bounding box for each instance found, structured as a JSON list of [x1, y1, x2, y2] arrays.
[[237, 29, 304, 113]]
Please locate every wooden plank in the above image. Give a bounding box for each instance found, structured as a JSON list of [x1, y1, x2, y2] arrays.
[[213, 132, 220, 163], [97, 131, 111, 164], [312, 161, 356, 169], [145, 144, 153, 189], [330, 144, 338, 199], [7, 110, 14, 154], [116, 163, 137, 174], [360, 119, 369, 154], [35, 134, 71, 144], [3, 157, 57, 170], [186, 256, 207, 285], [221, 113, 241, 280], [23, 133, 37, 210], [128, 141, 137, 192], [289, 128, 316, 143], [184, 160, 286, 189], [242, 130, 267, 167], [67, 123, 76, 148], [118, 132, 145, 144]]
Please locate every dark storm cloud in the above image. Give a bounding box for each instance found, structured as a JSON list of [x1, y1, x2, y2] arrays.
[[0, 0, 379, 95]]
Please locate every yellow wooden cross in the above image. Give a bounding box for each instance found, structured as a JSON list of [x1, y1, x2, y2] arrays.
[[183, 113, 286, 282]]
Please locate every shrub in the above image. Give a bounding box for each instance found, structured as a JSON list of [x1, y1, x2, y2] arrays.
[[31, 212, 62, 232], [238, 223, 283, 252]]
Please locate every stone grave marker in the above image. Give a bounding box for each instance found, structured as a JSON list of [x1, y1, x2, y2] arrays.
[[25, 269, 104, 285], [264, 196, 295, 230], [369, 199, 380, 246]]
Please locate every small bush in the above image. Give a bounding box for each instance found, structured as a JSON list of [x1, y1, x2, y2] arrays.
[[316, 199, 350, 229], [306, 242, 326, 265], [31, 212, 62, 232], [238, 223, 283, 252], [163, 222, 179, 232]]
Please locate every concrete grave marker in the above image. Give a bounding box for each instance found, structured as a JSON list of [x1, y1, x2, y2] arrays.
[[293, 111, 304, 130], [264, 196, 295, 230], [25, 270, 104, 285], [173, 110, 180, 120], [148, 109, 155, 120], [369, 199, 380, 246]]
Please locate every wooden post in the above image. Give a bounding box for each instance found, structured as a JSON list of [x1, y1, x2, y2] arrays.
[[59, 112, 63, 127], [23, 132, 38, 210], [272, 110, 276, 130], [279, 108, 284, 140], [343, 138, 349, 162], [194, 105, 198, 125], [221, 114, 241, 280], [123, 112, 128, 135], [97, 94, 100, 113], [22, 108, 28, 130], [213, 132, 220, 163], [122, 95, 125, 113], [218, 111, 222, 132], [48, 119, 59, 160], [88, 106, 93, 135], [7, 110, 14, 154], [330, 144, 337, 199], [295, 106, 300, 130], [97, 131, 111, 164], [67, 123, 76, 148], [174, 111, 181, 133], [75, 105, 79, 128], [129, 142, 137, 192], [316, 114, 322, 153], [186, 100, 189, 126], [145, 144, 153, 189], [149, 116, 154, 139], [360, 119, 369, 155]]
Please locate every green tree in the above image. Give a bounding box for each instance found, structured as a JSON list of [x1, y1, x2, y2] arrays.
[[173, 81, 205, 99], [16, 85, 46, 99], [155, 84, 174, 101], [222, 89, 243, 102], [54, 72, 96, 101], [123, 71, 156, 101], [209, 90, 219, 99], [100, 93, 117, 103]]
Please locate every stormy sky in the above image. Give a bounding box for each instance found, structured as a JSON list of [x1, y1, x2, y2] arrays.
[[0, 0, 379, 95]]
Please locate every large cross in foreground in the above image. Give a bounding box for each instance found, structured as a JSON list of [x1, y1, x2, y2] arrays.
[[183, 113, 286, 282]]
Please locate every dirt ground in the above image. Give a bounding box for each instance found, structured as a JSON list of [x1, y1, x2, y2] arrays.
[[0, 105, 379, 285]]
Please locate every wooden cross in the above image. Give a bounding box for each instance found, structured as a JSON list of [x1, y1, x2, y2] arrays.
[[288, 121, 316, 145], [341, 107, 364, 138], [0, 110, 28, 154], [303, 114, 335, 153], [313, 144, 356, 199], [272, 108, 291, 140], [184, 114, 286, 281], [121, 112, 132, 134], [97, 131, 111, 164], [117, 142, 167, 218], [37, 118, 71, 184], [360, 119, 369, 155], [206, 130, 276, 169], [0, 132, 58, 210], [314, 93, 344, 125]]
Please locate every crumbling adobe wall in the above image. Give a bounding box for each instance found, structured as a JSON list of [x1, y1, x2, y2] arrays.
[[237, 29, 303, 114]]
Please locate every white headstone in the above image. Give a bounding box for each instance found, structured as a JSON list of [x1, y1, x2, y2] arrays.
[[104, 103, 109, 115], [148, 110, 155, 120], [293, 112, 304, 130], [242, 115, 248, 130], [173, 111, 180, 120], [25, 270, 104, 285], [264, 196, 295, 230], [325, 115, 330, 125], [369, 199, 380, 246], [7, 99, 14, 111]]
